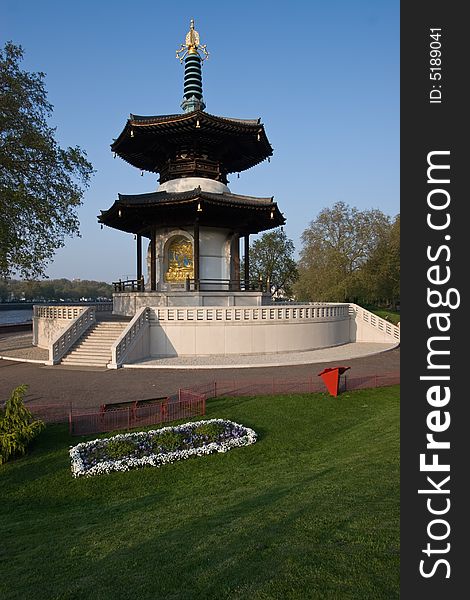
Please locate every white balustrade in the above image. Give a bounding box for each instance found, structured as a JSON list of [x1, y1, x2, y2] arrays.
[[49, 307, 96, 364], [34, 302, 113, 320], [34, 305, 85, 320], [349, 304, 400, 342], [151, 303, 350, 323], [110, 306, 151, 368]]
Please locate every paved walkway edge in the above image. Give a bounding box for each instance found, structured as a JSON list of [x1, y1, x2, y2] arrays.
[[0, 355, 48, 365], [1, 344, 399, 370], [122, 343, 400, 370]]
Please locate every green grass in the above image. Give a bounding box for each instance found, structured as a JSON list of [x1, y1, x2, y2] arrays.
[[364, 305, 400, 325], [0, 387, 399, 600]]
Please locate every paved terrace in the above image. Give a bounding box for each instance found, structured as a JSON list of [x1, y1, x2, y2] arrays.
[[0, 332, 399, 410]]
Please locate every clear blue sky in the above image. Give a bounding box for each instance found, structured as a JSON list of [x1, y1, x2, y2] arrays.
[[1, 0, 399, 283]]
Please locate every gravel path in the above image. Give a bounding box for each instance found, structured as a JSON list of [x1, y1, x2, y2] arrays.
[[0, 338, 400, 409], [127, 342, 397, 369], [0, 332, 48, 361]]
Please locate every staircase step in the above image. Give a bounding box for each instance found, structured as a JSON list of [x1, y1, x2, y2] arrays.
[[78, 337, 120, 343], [62, 352, 110, 359], [73, 346, 113, 352], [62, 355, 109, 361], [64, 350, 110, 356], [59, 319, 130, 366], [62, 359, 109, 366]]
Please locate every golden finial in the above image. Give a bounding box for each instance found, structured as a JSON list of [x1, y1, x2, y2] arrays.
[[176, 18, 209, 63]]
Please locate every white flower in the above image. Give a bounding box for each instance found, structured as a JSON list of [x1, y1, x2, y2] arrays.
[[69, 419, 257, 478]]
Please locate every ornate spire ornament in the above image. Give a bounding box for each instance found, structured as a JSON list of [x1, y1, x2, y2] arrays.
[[176, 19, 209, 113]]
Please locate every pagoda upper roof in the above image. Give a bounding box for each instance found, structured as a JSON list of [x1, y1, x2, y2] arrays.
[[98, 187, 285, 236], [111, 110, 273, 175]]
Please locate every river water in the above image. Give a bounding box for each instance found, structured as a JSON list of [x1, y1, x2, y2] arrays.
[[0, 309, 33, 325]]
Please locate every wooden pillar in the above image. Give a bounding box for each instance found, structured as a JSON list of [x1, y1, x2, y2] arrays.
[[194, 219, 200, 291], [244, 234, 250, 291], [230, 234, 240, 290], [150, 227, 156, 291], [136, 234, 142, 287]]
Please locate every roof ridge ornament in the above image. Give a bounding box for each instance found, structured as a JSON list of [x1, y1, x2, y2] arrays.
[[176, 18, 209, 63]]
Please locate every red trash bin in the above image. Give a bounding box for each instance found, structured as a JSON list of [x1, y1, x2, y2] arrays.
[[318, 366, 351, 397]]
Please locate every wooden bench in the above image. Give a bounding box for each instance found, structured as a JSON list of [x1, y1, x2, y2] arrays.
[[99, 397, 168, 414]]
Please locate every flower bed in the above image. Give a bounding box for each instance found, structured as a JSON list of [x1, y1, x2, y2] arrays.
[[69, 419, 257, 478]]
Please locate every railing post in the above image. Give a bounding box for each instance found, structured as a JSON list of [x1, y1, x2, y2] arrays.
[[244, 234, 250, 290], [136, 234, 142, 283], [194, 219, 200, 291], [150, 227, 156, 291]]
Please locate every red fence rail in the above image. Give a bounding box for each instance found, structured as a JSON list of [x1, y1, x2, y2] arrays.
[[69, 392, 206, 436], [22, 371, 399, 435], [181, 372, 400, 400]]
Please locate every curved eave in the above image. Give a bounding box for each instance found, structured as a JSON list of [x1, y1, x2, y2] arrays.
[[110, 110, 273, 174], [98, 194, 285, 236]]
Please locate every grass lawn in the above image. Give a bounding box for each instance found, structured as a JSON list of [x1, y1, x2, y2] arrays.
[[0, 386, 399, 600], [364, 305, 401, 325]]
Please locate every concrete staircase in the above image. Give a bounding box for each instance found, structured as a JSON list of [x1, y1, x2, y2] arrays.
[[60, 318, 130, 367]]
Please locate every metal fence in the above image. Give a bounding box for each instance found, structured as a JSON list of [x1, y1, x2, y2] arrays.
[[69, 391, 206, 436], [23, 371, 399, 436], [178, 372, 400, 400]]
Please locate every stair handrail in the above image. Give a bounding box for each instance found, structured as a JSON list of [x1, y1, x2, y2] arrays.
[[349, 303, 400, 342], [48, 306, 96, 365], [109, 306, 151, 369]]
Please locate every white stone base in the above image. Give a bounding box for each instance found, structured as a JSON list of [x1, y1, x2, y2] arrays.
[[114, 304, 360, 365], [147, 316, 351, 358], [113, 291, 270, 316]]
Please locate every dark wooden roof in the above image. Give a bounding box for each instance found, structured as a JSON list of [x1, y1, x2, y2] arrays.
[[111, 110, 273, 176], [98, 187, 285, 236]]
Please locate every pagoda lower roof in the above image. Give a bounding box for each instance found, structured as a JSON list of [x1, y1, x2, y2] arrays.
[[98, 187, 285, 236], [111, 110, 273, 175]]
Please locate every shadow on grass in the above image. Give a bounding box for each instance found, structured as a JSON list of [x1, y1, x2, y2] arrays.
[[1, 387, 400, 600], [50, 465, 398, 600]]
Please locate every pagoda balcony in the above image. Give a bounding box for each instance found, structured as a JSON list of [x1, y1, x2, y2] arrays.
[[159, 157, 226, 184], [111, 278, 271, 315], [113, 278, 267, 294]]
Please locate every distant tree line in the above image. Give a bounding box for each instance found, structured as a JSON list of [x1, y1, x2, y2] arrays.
[[248, 201, 400, 308], [1, 203, 399, 307], [0, 278, 113, 302]]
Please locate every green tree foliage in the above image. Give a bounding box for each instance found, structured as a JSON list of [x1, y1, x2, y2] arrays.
[[295, 202, 393, 302], [246, 229, 298, 298], [359, 215, 400, 308], [0, 42, 94, 279], [0, 384, 45, 465]]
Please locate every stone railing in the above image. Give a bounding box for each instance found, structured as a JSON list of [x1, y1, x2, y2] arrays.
[[109, 306, 151, 369], [34, 302, 113, 317], [48, 306, 96, 365], [349, 304, 400, 343], [151, 303, 350, 323], [33, 305, 86, 346], [34, 305, 85, 320]]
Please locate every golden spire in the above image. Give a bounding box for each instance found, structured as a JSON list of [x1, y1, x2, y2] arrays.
[[176, 18, 209, 62]]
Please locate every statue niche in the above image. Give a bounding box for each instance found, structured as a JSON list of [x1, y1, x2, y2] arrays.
[[165, 236, 194, 283]]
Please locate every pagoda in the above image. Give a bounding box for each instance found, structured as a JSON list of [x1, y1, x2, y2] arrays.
[[99, 20, 285, 313]]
